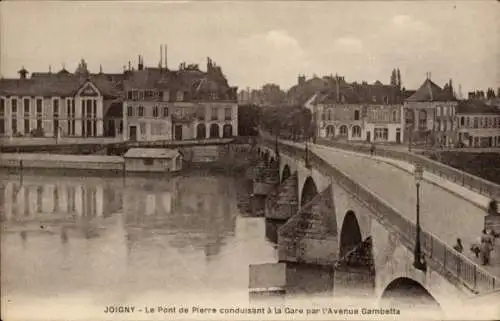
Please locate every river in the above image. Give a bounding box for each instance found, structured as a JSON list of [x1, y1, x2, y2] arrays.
[[0, 171, 278, 320]]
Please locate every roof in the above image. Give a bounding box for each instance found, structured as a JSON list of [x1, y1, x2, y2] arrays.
[[456, 99, 500, 115], [0, 74, 121, 98], [316, 83, 404, 105], [0, 58, 237, 102], [406, 78, 457, 102], [123, 148, 180, 159]]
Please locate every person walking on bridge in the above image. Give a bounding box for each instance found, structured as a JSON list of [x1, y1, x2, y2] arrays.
[[480, 229, 494, 265], [453, 238, 463, 253]]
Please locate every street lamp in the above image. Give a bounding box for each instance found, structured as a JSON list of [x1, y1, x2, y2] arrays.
[[408, 124, 413, 152], [413, 163, 427, 272], [274, 127, 279, 160]]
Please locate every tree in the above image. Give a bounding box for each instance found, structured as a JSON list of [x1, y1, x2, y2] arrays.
[[487, 88, 496, 99], [390, 69, 397, 86], [237, 104, 261, 136], [396, 68, 402, 87]]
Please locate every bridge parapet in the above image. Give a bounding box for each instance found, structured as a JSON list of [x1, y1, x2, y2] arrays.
[[316, 137, 500, 201], [259, 136, 500, 295]]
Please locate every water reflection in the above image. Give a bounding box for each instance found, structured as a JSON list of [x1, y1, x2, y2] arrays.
[[1, 172, 277, 313]]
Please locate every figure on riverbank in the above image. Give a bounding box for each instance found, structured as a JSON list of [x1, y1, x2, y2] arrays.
[[370, 143, 375, 156]]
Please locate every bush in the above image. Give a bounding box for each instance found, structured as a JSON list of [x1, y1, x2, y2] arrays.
[[30, 128, 45, 137]]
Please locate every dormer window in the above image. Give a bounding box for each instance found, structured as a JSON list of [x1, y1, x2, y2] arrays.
[[176, 91, 184, 102]]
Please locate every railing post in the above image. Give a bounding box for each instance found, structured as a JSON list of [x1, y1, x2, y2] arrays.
[[473, 265, 477, 289]]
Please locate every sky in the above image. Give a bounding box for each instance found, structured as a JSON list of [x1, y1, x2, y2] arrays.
[[0, 1, 498, 95]]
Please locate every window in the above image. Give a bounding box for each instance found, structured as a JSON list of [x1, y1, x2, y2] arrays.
[[93, 100, 97, 117], [127, 91, 133, 100], [0, 119, 4, 134], [488, 117, 493, 128], [374, 128, 389, 141], [37, 119, 42, 130], [36, 99, 43, 115], [211, 107, 218, 120], [392, 110, 398, 122], [443, 106, 448, 116], [321, 112, 326, 121], [384, 96, 389, 104], [197, 106, 205, 120], [12, 118, 17, 134], [143, 158, 154, 166], [339, 125, 348, 136], [24, 119, 30, 134], [163, 107, 169, 117], [24, 99, 30, 115], [496, 117, 500, 128], [405, 109, 414, 126], [418, 110, 427, 130], [0, 98, 4, 116], [460, 117, 465, 127], [473, 117, 479, 128], [153, 106, 159, 118], [354, 110, 360, 121], [352, 125, 361, 138], [224, 107, 231, 120], [176, 91, 184, 102], [127, 106, 133, 117], [53, 99, 59, 116], [138, 106, 144, 117], [483, 117, 488, 128], [328, 109, 334, 121], [436, 106, 441, 116], [11, 98, 17, 115]]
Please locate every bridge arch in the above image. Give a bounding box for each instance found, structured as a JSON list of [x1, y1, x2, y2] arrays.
[[339, 210, 362, 257], [380, 277, 441, 310], [281, 164, 291, 183], [300, 176, 318, 207]]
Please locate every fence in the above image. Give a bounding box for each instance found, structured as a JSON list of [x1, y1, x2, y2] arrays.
[[258, 135, 500, 295], [315, 137, 500, 201]]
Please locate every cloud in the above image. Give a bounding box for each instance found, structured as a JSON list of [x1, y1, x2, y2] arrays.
[[232, 30, 309, 88], [333, 36, 364, 53]]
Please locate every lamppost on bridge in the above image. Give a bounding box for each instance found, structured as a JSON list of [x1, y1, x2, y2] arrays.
[[413, 163, 427, 272], [274, 126, 280, 161]]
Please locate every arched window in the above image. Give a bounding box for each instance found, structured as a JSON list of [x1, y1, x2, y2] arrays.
[[222, 124, 233, 138], [196, 123, 206, 139], [326, 125, 335, 137], [418, 110, 427, 130], [339, 125, 348, 137], [354, 110, 360, 121], [209, 123, 219, 138], [392, 110, 398, 122], [352, 125, 361, 138]]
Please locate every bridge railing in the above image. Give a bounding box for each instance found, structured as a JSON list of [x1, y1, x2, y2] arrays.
[[314, 137, 500, 201], [259, 136, 500, 294]]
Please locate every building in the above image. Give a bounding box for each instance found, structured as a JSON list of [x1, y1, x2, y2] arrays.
[[0, 51, 239, 141], [123, 148, 183, 172], [0, 60, 121, 138], [122, 56, 238, 141], [454, 99, 500, 148], [403, 76, 458, 147], [308, 76, 406, 143]]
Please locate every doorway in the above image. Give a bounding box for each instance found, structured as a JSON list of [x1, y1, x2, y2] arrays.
[[129, 125, 137, 141], [174, 124, 183, 140], [366, 131, 371, 142], [396, 129, 401, 144]]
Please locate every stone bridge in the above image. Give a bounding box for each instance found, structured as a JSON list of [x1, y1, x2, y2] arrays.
[[253, 135, 500, 318]]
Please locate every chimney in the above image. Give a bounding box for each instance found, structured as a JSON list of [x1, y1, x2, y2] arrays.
[[160, 45, 163, 68], [336, 75, 340, 103], [18, 67, 28, 80], [164, 44, 167, 69], [298, 74, 305, 85], [138, 55, 144, 71]]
